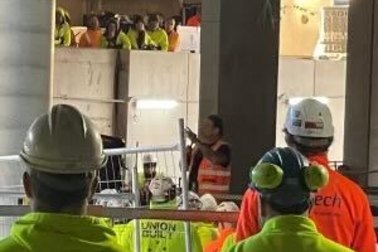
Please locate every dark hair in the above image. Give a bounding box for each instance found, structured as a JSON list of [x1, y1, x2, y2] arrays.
[[284, 130, 333, 156], [133, 15, 145, 27], [262, 196, 311, 215], [148, 14, 160, 23], [29, 169, 95, 212], [208, 115, 224, 136]]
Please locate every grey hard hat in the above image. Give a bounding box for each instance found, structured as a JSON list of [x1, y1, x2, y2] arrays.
[[20, 104, 107, 174]]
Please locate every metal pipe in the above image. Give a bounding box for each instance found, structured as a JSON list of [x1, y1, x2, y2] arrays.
[[0, 205, 240, 223], [132, 143, 141, 252], [178, 119, 192, 252], [104, 145, 179, 156]]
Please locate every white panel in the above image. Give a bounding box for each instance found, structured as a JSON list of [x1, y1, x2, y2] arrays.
[[53, 99, 114, 135], [278, 58, 315, 97], [54, 48, 118, 99], [188, 53, 201, 102], [128, 51, 189, 100], [327, 98, 345, 162], [314, 60, 346, 97]]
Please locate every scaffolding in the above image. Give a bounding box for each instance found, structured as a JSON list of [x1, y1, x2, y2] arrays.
[[0, 119, 204, 252]]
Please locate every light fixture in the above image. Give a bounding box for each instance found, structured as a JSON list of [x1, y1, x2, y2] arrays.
[[289, 96, 329, 105], [136, 99, 178, 110]]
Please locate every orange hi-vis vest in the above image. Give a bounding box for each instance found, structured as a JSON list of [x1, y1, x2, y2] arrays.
[[197, 140, 231, 195], [235, 154, 376, 252]]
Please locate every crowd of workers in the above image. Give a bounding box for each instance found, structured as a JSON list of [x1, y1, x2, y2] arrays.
[[0, 97, 375, 252], [55, 6, 202, 52]]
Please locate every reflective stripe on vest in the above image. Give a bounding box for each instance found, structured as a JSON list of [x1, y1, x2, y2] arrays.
[[197, 140, 231, 195]]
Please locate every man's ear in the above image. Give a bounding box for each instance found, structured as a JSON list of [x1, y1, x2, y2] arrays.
[[23, 172, 33, 199]]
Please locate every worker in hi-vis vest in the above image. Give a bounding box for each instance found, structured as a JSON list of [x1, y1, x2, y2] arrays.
[[228, 147, 352, 252], [113, 175, 203, 252], [186, 115, 231, 195], [0, 105, 124, 252], [236, 98, 376, 252], [205, 202, 239, 252]]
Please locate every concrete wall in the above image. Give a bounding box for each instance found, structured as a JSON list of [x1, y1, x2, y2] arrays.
[[126, 51, 199, 147], [277, 58, 346, 162], [54, 48, 121, 136]]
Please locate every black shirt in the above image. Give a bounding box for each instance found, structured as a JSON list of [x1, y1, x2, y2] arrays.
[[188, 144, 231, 192]]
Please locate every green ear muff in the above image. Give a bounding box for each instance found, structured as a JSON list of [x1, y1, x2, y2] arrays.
[[304, 165, 329, 191], [251, 163, 284, 190]]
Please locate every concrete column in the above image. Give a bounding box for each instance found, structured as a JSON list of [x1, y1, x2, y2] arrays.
[[344, 0, 378, 188], [200, 0, 280, 194], [0, 0, 54, 236], [0, 0, 54, 155]]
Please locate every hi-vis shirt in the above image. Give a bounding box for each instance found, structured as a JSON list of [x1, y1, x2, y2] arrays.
[[235, 154, 376, 252], [114, 219, 203, 252]]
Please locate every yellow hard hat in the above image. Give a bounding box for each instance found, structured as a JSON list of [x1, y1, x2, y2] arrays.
[[20, 104, 107, 174]]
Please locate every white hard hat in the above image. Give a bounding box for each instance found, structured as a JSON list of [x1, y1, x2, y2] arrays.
[[143, 154, 157, 164], [177, 191, 203, 210], [96, 189, 132, 208], [200, 193, 218, 211], [216, 201, 239, 212], [148, 175, 174, 198], [285, 98, 334, 138], [20, 104, 107, 174]]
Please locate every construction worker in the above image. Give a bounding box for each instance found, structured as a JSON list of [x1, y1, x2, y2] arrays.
[[205, 202, 239, 252], [128, 15, 157, 50], [101, 18, 131, 50], [0, 104, 124, 252], [147, 14, 169, 51], [228, 147, 352, 252], [79, 14, 102, 48], [186, 115, 232, 195], [165, 17, 180, 52], [114, 175, 203, 252], [55, 7, 71, 47], [235, 98, 376, 251], [177, 192, 219, 248], [187, 6, 201, 27]]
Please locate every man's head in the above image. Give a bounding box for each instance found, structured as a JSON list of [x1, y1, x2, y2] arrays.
[[20, 104, 107, 214], [216, 201, 239, 230], [87, 14, 100, 31], [143, 154, 157, 180], [105, 19, 119, 39], [148, 175, 176, 203], [55, 8, 65, 26], [284, 98, 334, 156], [134, 15, 146, 32], [177, 191, 202, 210], [250, 147, 329, 224], [165, 17, 176, 33], [148, 14, 160, 31], [199, 115, 224, 144]]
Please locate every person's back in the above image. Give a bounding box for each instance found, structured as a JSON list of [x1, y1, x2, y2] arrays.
[[1, 213, 123, 252], [115, 219, 203, 252], [230, 215, 353, 252], [114, 177, 203, 252], [0, 105, 125, 252], [235, 99, 376, 251], [229, 147, 352, 252], [80, 29, 102, 48]]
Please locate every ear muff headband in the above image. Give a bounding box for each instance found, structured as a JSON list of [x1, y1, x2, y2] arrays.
[[303, 165, 329, 191], [251, 163, 284, 190]]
